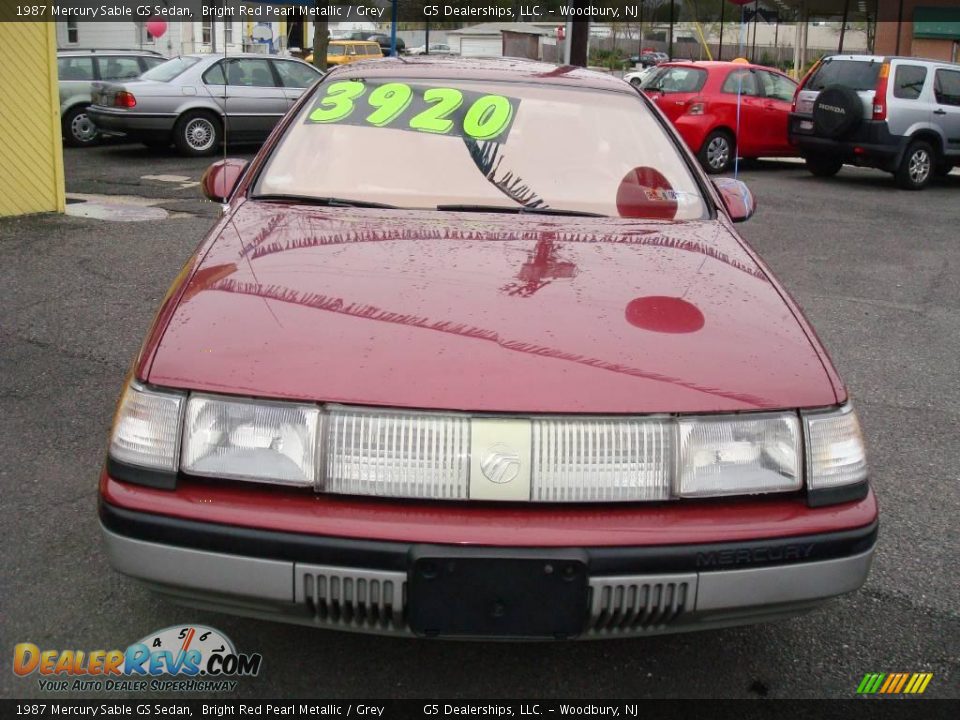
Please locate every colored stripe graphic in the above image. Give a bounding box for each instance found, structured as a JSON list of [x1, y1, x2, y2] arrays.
[[879, 674, 897, 693], [857, 672, 933, 694], [860, 673, 886, 694]]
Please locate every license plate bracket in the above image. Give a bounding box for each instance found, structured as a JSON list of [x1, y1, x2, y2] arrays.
[[407, 549, 588, 639]]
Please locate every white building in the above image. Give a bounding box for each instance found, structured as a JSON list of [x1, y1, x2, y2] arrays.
[[56, 18, 387, 56], [446, 22, 557, 58], [56, 20, 249, 55]]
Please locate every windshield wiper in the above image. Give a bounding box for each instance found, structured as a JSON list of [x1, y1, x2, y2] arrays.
[[254, 194, 398, 209], [436, 204, 605, 218]]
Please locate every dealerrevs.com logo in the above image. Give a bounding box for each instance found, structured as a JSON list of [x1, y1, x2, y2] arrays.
[[13, 625, 262, 692]]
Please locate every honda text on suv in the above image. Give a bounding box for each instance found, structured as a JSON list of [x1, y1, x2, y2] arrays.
[[789, 54, 960, 189]]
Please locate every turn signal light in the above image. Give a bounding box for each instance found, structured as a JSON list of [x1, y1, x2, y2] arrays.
[[687, 101, 706, 115], [872, 63, 889, 120], [114, 91, 137, 108]]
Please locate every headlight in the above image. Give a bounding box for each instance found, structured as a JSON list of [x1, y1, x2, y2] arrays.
[[109, 381, 184, 472], [804, 404, 867, 490], [676, 413, 801, 497], [180, 394, 319, 487]]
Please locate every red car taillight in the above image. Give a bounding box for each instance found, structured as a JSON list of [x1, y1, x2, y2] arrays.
[[872, 62, 890, 120], [114, 91, 136, 108]]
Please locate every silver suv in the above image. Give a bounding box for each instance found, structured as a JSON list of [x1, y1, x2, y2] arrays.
[[789, 54, 960, 190], [58, 49, 167, 146]]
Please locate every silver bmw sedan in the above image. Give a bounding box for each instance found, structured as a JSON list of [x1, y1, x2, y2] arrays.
[[88, 53, 324, 156]]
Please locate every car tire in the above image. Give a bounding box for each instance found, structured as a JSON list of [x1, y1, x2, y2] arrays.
[[63, 105, 99, 147], [812, 85, 863, 139], [174, 111, 222, 157], [805, 154, 843, 177], [895, 140, 935, 191], [699, 130, 735, 174]]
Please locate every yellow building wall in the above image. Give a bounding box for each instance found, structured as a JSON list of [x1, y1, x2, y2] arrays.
[[0, 23, 65, 217]]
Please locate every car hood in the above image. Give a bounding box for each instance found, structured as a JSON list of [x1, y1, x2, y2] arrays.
[[147, 202, 838, 413]]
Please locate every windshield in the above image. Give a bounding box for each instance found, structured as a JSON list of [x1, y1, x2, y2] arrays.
[[807, 58, 881, 92], [141, 56, 200, 82], [255, 78, 707, 220]]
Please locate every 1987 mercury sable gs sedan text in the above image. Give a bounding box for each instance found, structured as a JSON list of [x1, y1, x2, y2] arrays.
[[100, 57, 876, 640]]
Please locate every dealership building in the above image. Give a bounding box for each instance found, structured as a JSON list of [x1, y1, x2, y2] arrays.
[[875, 0, 960, 61]]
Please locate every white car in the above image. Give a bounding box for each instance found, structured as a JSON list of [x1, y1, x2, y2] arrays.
[[623, 66, 658, 88], [409, 43, 453, 56]]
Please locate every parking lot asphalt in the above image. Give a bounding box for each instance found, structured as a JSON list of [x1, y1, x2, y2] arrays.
[[1, 143, 958, 700]]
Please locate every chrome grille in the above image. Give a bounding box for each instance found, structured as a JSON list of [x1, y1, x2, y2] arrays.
[[320, 406, 677, 502], [322, 408, 470, 500], [587, 574, 697, 635], [531, 418, 673, 502], [295, 564, 409, 633]]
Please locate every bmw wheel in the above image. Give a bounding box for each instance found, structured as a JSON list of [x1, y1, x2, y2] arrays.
[[63, 106, 99, 147], [698, 130, 734, 174], [174, 111, 222, 157]]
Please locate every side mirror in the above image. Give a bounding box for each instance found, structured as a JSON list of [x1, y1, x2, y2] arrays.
[[712, 177, 756, 223], [201, 159, 248, 204]]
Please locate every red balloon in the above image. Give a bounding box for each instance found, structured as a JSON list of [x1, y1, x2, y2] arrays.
[[145, 20, 167, 39]]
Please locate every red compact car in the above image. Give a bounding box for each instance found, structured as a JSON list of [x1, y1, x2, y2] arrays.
[[100, 57, 875, 640], [644, 61, 799, 173]]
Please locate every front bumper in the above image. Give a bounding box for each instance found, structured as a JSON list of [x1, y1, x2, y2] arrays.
[[100, 498, 877, 639]]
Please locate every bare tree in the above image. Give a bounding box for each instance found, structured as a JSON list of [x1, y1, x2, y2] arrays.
[[313, 2, 330, 70]]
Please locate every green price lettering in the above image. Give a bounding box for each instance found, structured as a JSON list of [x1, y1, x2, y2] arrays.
[[463, 95, 514, 141], [366, 82, 414, 127], [308, 80, 365, 123], [409, 88, 464, 134], [307, 82, 518, 141]]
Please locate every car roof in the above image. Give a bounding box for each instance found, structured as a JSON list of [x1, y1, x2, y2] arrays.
[[819, 53, 960, 68], [182, 52, 291, 60], [328, 56, 634, 94], [659, 60, 793, 75], [57, 49, 163, 57]]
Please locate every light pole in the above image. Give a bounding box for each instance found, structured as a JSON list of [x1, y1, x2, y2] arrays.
[[389, 0, 398, 57]]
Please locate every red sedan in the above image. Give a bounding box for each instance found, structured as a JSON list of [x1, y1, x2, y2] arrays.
[[100, 57, 874, 639], [644, 61, 799, 173]]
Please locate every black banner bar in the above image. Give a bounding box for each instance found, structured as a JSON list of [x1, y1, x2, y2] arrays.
[[0, 1, 934, 25], [1, 699, 957, 719]]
